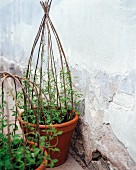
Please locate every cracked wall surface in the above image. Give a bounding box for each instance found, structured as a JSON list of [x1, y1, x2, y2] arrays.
[[0, 0, 136, 169], [51, 1, 136, 168], [71, 69, 136, 170]]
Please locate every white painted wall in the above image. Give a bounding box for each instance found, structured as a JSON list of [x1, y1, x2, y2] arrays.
[[0, 0, 43, 64], [51, 0, 136, 74], [0, 0, 136, 168], [51, 0, 136, 166]]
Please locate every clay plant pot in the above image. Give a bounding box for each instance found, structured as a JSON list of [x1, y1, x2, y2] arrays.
[[18, 110, 79, 167], [36, 163, 46, 170], [27, 140, 48, 170]]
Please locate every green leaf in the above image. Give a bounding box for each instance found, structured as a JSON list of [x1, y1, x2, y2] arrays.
[[52, 159, 58, 163], [53, 148, 60, 152], [57, 131, 63, 135], [77, 111, 80, 115], [49, 161, 54, 168]]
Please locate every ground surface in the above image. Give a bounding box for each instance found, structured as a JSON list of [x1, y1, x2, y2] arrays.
[[47, 154, 84, 170]]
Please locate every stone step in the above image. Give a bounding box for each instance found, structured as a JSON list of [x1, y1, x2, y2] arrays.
[[47, 154, 84, 170]]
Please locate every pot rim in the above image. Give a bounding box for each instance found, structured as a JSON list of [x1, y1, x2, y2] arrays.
[[18, 110, 79, 129]]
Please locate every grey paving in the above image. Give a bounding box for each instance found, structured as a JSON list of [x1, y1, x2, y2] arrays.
[[47, 154, 84, 170]]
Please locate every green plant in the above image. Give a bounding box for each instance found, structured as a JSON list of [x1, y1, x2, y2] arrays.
[[0, 133, 46, 170], [16, 70, 81, 125], [0, 99, 47, 169], [0, 72, 62, 168], [17, 0, 82, 126], [0, 1, 82, 168]]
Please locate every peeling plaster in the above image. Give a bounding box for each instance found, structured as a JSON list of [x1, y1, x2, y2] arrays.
[[72, 68, 136, 169]]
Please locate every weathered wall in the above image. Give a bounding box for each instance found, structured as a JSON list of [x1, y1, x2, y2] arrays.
[[0, 0, 136, 169], [51, 1, 136, 169], [71, 69, 136, 169], [0, 0, 43, 64]]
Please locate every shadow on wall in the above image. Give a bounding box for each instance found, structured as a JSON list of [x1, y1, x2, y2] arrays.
[[0, 56, 23, 76]]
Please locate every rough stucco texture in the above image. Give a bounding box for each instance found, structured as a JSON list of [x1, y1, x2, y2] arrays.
[[71, 68, 136, 169]]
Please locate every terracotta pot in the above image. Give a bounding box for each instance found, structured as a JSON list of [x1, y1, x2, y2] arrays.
[[27, 140, 47, 170], [36, 163, 46, 170], [18, 110, 79, 167]]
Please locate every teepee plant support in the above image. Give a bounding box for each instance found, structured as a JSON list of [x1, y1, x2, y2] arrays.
[[25, 0, 75, 125]]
